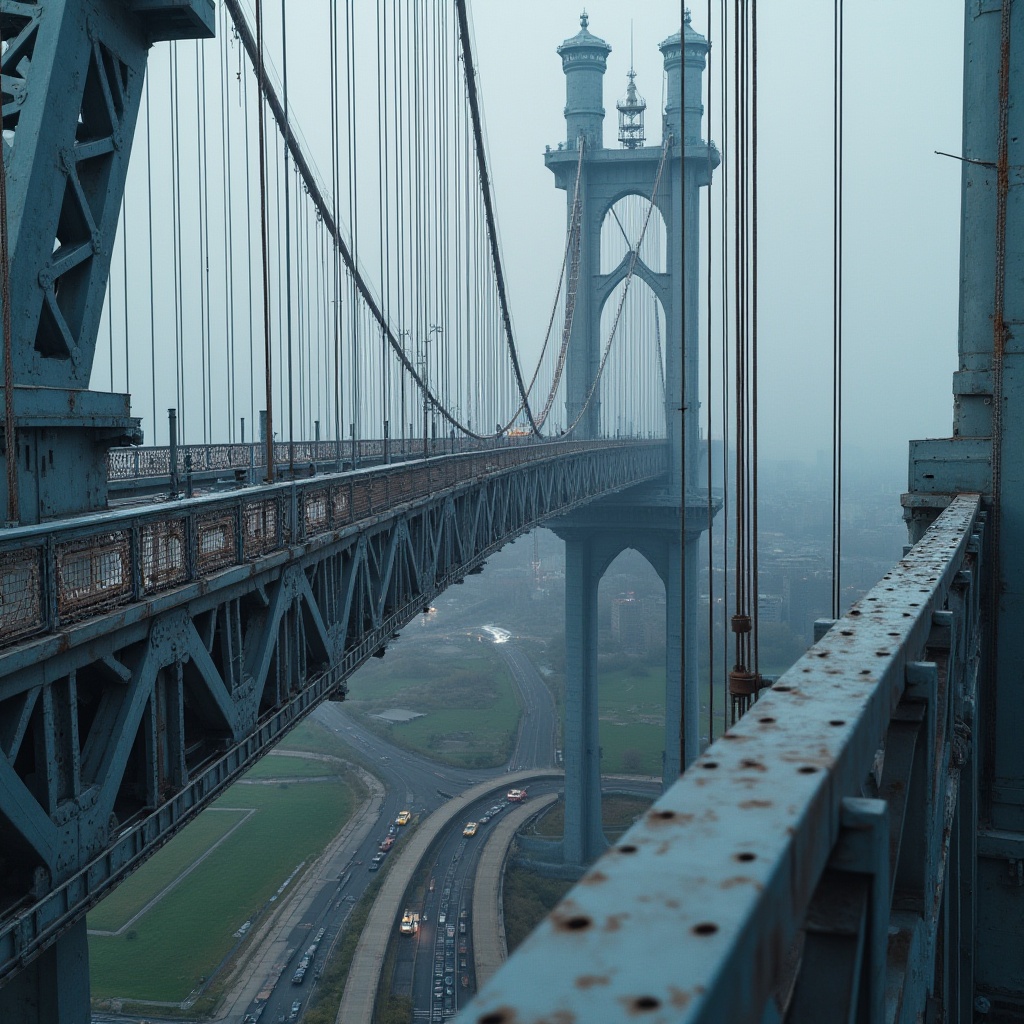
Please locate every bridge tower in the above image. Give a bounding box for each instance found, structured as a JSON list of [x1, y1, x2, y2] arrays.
[[0, 1, 214, 1020], [545, 13, 718, 868]]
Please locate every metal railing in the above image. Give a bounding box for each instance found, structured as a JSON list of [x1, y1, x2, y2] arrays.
[[105, 435, 543, 482], [461, 494, 984, 1023], [1, 439, 664, 651]]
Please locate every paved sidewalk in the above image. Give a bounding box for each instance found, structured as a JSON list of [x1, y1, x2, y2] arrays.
[[214, 754, 385, 1021], [471, 793, 558, 987], [337, 770, 563, 1024]]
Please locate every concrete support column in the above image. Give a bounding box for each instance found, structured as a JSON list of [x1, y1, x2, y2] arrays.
[[562, 534, 606, 867], [0, 917, 91, 1023]]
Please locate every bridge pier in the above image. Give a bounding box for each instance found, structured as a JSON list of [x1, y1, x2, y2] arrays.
[[560, 534, 607, 866], [553, 495, 708, 868], [0, 918, 90, 1024]]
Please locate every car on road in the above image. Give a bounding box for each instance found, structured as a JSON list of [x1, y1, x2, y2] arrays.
[[289, 1001, 301, 1021], [396, 810, 411, 825], [368, 860, 380, 872], [479, 814, 491, 824], [462, 821, 478, 836]]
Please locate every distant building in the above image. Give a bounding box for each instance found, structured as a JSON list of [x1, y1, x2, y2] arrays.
[[610, 592, 664, 653]]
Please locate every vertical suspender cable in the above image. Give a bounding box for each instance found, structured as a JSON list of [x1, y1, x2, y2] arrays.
[[705, 0, 716, 742], [751, 0, 760, 681], [281, 0, 294, 469], [830, 0, 844, 620], [255, 0, 274, 480], [122, 196, 130, 393], [146, 77, 157, 443]]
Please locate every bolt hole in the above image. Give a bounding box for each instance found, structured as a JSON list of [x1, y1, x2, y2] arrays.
[[692, 922, 719, 936], [702, 761, 718, 770], [563, 915, 591, 931], [656, 810, 675, 820], [829, 719, 846, 727], [734, 851, 756, 862], [478, 1014, 510, 1024], [774, 685, 792, 692], [632, 996, 661, 1012], [798, 765, 818, 774], [860, 669, 871, 676], [758, 716, 776, 724], [618, 844, 638, 854]]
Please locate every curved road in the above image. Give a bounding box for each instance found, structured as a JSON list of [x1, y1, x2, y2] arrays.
[[229, 633, 557, 1024]]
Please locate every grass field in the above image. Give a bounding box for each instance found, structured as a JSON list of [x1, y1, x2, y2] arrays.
[[243, 752, 345, 780], [597, 664, 665, 774], [346, 642, 521, 767], [89, 808, 251, 934], [90, 717, 362, 1006], [530, 794, 653, 838]]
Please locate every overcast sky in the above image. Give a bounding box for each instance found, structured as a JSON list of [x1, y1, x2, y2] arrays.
[[96, 1, 965, 475], [471, 1, 965, 473]]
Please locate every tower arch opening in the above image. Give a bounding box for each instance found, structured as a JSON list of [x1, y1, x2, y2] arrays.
[[599, 194, 667, 276], [595, 547, 667, 779], [597, 278, 666, 439]]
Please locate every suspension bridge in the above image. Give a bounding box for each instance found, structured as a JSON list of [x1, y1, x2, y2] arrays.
[[0, 1, 1018, 1023]]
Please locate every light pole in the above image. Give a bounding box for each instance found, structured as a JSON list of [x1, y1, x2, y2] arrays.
[[429, 324, 443, 451]]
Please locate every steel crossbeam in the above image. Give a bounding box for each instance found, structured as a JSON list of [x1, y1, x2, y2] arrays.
[[0, 439, 664, 981], [460, 494, 984, 1024]]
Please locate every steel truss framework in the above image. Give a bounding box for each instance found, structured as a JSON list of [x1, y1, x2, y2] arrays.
[[464, 494, 985, 1023], [0, 439, 664, 982]]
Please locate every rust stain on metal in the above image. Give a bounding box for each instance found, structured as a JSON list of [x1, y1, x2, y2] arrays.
[[738, 799, 772, 809], [551, 911, 592, 933], [720, 875, 761, 891], [621, 994, 662, 1015], [574, 974, 610, 990], [580, 870, 608, 886], [668, 986, 693, 1009], [604, 913, 630, 933], [646, 808, 693, 826]]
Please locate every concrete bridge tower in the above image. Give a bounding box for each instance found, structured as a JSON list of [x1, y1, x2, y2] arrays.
[[544, 12, 718, 868]]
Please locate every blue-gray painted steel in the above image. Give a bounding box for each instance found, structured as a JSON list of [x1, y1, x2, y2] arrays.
[[0, 439, 665, 995], [901, 2, 1024, 1014], [549, 13, 717, 869], [459, 494, 984, 1023], [0, 0, 212, 527]]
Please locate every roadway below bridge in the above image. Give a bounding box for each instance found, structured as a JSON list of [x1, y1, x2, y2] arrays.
[[221, 632, 562, 1024], [89, 634, 649, 1024]]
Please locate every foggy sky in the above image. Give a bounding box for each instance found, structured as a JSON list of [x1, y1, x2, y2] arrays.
[[471, 1, 964, 475], [93, 2, 965, 478]]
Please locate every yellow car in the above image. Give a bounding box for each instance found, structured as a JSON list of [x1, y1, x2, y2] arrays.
[[463, 822, 478, 837], [396, 810, 411, 826]]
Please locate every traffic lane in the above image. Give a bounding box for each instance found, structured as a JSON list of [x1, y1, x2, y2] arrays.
[[318, 703, 498, 791], [503, 647, 557, 771], [405, 782, 566, 1018]]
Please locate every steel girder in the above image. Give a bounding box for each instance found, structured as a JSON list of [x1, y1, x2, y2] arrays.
[[0, 439, 665, 983], [462, 494, 985, 1024]]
